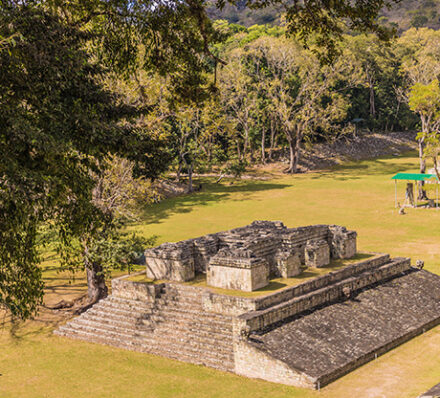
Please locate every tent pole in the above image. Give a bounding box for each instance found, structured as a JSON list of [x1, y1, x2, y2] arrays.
[[437, 183, 438, 210], [395, 180, 397, 208]]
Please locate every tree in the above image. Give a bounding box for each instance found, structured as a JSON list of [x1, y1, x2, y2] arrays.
[[59, 156, 157, 303], [0, 6, 168, 318], [219, 48, 258, 161], [246, 36, 355, 173], [398, 28, 440, 198], [409, 80, 440, 179]]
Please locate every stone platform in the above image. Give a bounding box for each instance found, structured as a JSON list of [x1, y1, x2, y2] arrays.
[[55, 251, 440, 389], [241, 269, 440, 388]]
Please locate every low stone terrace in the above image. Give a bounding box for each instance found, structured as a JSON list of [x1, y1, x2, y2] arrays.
[[126, 252, 376, 299]]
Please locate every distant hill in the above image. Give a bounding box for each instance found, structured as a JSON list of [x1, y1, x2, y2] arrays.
[[207, 0, 440, 31]]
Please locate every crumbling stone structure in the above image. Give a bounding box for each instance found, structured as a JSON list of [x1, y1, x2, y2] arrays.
[[55, 221, 440, 390], [144, 221, 357, 291]]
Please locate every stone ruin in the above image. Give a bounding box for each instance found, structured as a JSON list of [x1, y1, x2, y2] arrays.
[[144, 221, 357, 291], [55, 221, 440, 390]]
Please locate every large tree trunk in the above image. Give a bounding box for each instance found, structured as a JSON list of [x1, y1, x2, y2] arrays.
[[269, 117, 276, 161], [291, 130, 303, 174], [418, 137, 428, 200], [287, 138, 295, 173], [243, 125, 249, 159], [261, 125, 266, 164], [285, 128, 302, 174], [368, 73, 376, 119], [187, 163, 193, 193], [176, 159, 182, 181], [86, 260, 108, 303]]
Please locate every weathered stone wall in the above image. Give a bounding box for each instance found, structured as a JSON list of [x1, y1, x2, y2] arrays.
[[251, 253, 390, 310], [305, 239, 330, 268], [193, 235, 219, 273], [239, 257, 411, 332], [201, 293, 257, 316], [144, 241, 195, 282], [111, 274, 164, 301], [142, 221, 358, 283], [275, 251, 301, 278], [233, 338, 316, 388], [329, 225, 357, 259], [207, 252, 269, 292], [280, 225, 329, 263]]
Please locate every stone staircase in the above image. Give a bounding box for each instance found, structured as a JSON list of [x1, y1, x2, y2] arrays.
[[55, 284, 235, 372]]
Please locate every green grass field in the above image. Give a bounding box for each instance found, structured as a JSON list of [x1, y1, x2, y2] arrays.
[[2, 152, 440, 398]]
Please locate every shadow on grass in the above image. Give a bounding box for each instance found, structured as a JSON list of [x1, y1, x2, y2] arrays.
[[309, 152, 419, 181], [139, 180, 292, 225], [134, 152, 420, 226]]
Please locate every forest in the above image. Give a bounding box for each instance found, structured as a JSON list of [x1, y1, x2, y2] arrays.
[[138, 23, 440, 177]]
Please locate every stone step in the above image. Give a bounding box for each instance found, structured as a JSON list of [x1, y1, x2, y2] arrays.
[[79, 312, 156, 330], [59, 322, 234, 358], [68, 315, 233, 348], [87, 304, 152, 317], [102, 296, 205, 316], [91, 302, 233, 331], [153, 307, 232, 325], [80, 311, 233, 341], [67, 316, 233, 345], [109, 293, 203, 309], [55, 326, 234, 371], [100, 297, 155, 312]]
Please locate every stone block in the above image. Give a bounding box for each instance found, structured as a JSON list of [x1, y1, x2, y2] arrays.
[[328, 225, 357, 259], [275, 250, 302, 278], [207, 248, 269, 292], [144, 241, 195, 282], [305, 239, 330, 268], [193, 234, 219, 273]]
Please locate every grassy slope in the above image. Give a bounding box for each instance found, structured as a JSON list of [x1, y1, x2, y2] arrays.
[[2, 152, 440, 398]]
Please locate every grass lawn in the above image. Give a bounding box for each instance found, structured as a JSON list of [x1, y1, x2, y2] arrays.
[[2, 152, 440, 398]]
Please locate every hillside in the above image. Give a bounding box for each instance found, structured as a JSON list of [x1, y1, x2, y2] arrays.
[[207, 0, 440, 31]]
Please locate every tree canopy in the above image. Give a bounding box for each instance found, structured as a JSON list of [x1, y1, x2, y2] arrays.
[[0, 0, 418, 319]]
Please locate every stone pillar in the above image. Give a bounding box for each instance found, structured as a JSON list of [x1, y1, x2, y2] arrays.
[[305, 239, 330, 268], [275, 250, 302, 278], [144, 241, 195, 282], [207, 248, 269, 292], [328, 225, 357, 259]]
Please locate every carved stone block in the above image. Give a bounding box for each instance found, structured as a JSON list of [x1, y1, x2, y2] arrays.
[[305, 239, 330, 268]]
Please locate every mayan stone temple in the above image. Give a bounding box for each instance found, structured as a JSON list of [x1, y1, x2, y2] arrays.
[[56, 221, 440, 389]]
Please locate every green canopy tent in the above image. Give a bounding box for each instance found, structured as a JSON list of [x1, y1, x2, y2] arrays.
[[391, 172, 439, 208]]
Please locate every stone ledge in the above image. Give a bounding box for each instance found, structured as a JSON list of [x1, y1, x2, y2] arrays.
[[111, 273, 164, 302], [245, 269, 440, 389], [239, 257, 410, 332]]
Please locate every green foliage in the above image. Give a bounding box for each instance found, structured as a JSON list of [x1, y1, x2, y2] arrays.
[[410, 80, 440, 166], [411, 15, 429, 28], [59, 228, 156, 278], [0, 5, 168, 318], [210, 0, 440, 32], [409, 80, 440, 118], [223, 158, 248, 178]]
